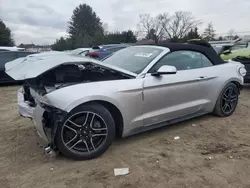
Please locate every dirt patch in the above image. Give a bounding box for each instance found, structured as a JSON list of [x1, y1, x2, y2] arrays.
[[1, 85, 250, 188]]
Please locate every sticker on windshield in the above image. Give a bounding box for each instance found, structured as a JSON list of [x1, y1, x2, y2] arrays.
[[134, 52, 153, 57]]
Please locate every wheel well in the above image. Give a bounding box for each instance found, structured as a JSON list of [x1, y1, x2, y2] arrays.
[[83, 100, 124, 138], [231, 81, 242, 94]]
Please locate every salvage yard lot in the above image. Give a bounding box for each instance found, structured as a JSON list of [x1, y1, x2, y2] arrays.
[[1, 86, 250, 188]]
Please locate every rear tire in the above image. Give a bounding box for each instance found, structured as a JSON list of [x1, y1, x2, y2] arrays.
[[55, 103, 115, 160], [213, 83, 239, 117]]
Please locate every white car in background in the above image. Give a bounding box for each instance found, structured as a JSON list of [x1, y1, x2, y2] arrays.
[[0, 46, 25, 52]]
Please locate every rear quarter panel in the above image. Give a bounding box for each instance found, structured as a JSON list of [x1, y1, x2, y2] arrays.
[[179, 61, 243, 113], [205, 61, 244, 111]]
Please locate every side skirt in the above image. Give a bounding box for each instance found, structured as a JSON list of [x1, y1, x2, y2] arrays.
[[124, 111, 209, 137]]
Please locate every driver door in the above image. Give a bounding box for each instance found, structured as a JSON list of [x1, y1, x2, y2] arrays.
[[142, 50, 212, 127]]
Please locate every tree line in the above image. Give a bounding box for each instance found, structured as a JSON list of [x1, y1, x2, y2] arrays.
[[0, 3, 242, 50], [51, 4, 137, 51], [51, 5, 216, 51], [52, 4, 241, 50], [0, 20, 15, 46]]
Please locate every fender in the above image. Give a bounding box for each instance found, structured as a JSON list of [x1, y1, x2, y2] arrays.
[[64, 95, 123, 113]]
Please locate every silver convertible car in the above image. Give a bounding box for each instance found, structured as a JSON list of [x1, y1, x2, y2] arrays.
[[6, 43, 246, 160]]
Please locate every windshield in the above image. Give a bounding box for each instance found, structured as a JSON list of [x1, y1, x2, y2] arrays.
[[103, 46, 163, 74]]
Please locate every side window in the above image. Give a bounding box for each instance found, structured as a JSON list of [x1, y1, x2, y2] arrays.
[[0, 52, 17, 69], [17, 52, 31, 58], [150, 50, 213, 72], [201, 54, 213, 67]]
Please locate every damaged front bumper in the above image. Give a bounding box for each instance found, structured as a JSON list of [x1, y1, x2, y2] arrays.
[[18, 88, 35, 118], [18, 87, 67, 150], [35, 102, 67, 149]]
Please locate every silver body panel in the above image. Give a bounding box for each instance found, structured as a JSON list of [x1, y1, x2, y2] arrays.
[[32, 105, 49, 144], [39, 61, 244, 138], [8, 46, 245, 141]]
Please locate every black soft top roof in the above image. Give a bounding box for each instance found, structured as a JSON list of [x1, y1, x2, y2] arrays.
[[153, 43, 225, 65]]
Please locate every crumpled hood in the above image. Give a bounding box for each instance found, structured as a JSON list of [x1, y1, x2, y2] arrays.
[[5, 54, 136, 80], [5, 51, 65, 71], [5, 57, 27, 71]]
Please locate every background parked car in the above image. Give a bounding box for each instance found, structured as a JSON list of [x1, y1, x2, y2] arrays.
[[220, 47, 250, 83], [212, 43, 248, 56], [67, 48, 91, 55], [0, 46, 26, 52], [0, 51, 37, 83], [85, 44, 130, 60], [220, 47, 250, 60]]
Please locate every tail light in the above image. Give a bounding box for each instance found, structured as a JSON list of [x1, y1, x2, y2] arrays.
[[86, 52, 99, 58], [238, 67, 247, 77]]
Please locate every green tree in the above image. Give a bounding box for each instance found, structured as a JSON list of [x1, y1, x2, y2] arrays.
[[233, 35, 239, 40], [51, 37, 71, 51], [68, 4, 104, 48], [218, 36, 223, 41], [187, 27, 200, 39], [181, 27, 201, 42], [52, 4, 137, 50], [100, 30, 137, 44], [202, 22, 216, 41], [0, 20, 15, 46], [123, 30, 137, 43]]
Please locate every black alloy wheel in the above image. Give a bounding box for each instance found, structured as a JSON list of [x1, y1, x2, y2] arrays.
[[56, 103, 115, 160], [213, 82, 239, 117], [221, 86, 238, 115]]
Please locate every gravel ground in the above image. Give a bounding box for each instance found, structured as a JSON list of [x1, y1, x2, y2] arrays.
[[1, 85, 250, 188]]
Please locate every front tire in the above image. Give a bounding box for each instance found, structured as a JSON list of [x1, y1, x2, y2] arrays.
[[55, 103, 115, 160], [213, 83, 239, 117]]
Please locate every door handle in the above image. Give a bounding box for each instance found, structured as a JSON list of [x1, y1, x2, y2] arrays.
[[197, 76, 207, 80]]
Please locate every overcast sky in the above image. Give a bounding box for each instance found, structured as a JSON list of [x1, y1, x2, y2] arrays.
[[0, 0, 250, 45]]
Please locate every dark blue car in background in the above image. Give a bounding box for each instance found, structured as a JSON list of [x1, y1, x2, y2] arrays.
[[85, 44, 131, 60], [0, 51, 37, 83]]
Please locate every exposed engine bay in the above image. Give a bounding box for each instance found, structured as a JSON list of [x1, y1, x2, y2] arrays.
[[22, 62, 132, 106]]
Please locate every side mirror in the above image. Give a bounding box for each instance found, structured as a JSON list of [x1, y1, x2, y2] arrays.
[[222, 49, 231, 55], [151, 65, 177, 76]]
